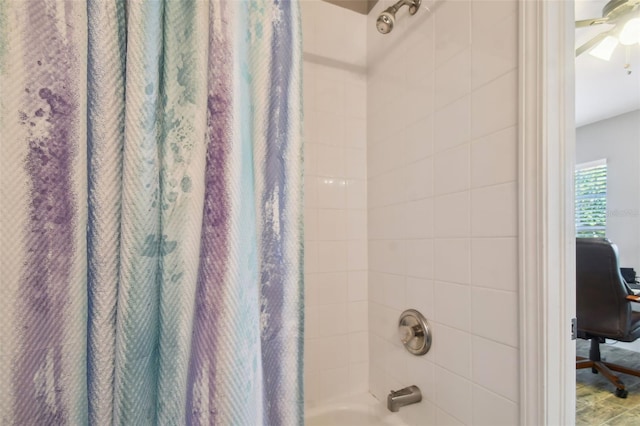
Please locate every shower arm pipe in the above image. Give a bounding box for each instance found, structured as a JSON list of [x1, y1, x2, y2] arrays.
[[387, 0, 421, 15], [376, 0, 423, 34]]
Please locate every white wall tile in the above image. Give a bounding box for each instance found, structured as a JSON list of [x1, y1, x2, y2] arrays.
[[434, 144, 470, 196], [315, 335, 349, 370], [367, 0, 520, 420], [405, 239, 435, 279], [346, 147, 367, 179], [369, 272, 385, 304], [349, 332, 369, 364], [317, 208, 347, 241], [348, 362, 369, 394], [348, 301, 368, 333], [433, 323, 472, 378], [471, 237, 518, 292], [347, 209, 367, 240], [304, 370, 321, 404], [305, 305, 320, 339], [436, 408, 465, 426], [319, 367, 350, 401], [305, 141, 318, 175], [471, 0, 518, 27], [316, 75, 345, 116], [369, 240, 406, 275], [471, 70, 518, 139], [345, 77, 367, 119], [300, 0, 317, 53], [435, 48, 471, 109], [471, 287, 518, 347], [348, 240, 368, 270], [369, 271, 405, 310], [320, 4, 366, 66], [472, 385, 519, 426], [434, 95, 471, 153], [401, 83, 431, 129], [434, 238, 471, 285], [305, 241, 319, 274], [302, 3, 370, 405], [345, 116, 367, 149], [404, 157, 435, 201], [318, 303, 348, 337], [434, 0, 471, 66], [434, 191, 470, 238], [471, 12, 518, 89], [403, 355, 436, 402], [471, 126, 517, 188], [405, 277, 435, 321], [369, 204, 405, 240], [398, 397, 437, 426], [317, 144, 345, 177], [317, 177, 346, 209], [346, 179, 367, 209], [314, 111, 345, 146], [369, 302, 401, 343], [317, 241, 348, 272], [313, 272, 348, 304], [404, 114, 434, 163], [472, 336, 519, 401], [404, 198, 434, 239], [368, 173, 392, 208], [348, 270, 368, 301], [434, 281, 471, 331], [304, 208, 318, 242], [471, 182, 517, 237], [435, 366, 472, 425], [369, 361, 386, 401], [305, 174, 319, 208]]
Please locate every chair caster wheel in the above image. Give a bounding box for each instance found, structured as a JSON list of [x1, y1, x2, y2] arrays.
[[615, 388, 628, 398]]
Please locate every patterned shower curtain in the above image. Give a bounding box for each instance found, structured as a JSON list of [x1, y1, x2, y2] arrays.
[[0, 0, 304, 424]]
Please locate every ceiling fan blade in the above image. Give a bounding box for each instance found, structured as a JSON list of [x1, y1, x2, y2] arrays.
[[575, 28, 616, 57], [576, 17, 610, 28]]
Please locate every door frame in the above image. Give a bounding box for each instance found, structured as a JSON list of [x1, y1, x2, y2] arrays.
[[518, 0, 577, 424]]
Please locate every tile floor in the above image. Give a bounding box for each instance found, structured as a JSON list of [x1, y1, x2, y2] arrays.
[[576, 339, 640, 425]]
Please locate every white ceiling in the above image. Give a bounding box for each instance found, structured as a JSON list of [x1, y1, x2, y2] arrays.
[[575, 0, 640, 127]]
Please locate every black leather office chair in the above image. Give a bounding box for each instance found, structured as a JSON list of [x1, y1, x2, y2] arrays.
[[576, 238, 640, 398]]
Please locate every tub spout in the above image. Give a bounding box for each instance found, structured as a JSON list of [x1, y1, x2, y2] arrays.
[[387, 385, 422, 412]]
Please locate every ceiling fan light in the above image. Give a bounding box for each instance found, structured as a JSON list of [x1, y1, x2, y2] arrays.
[[619, 18, 640, 46], [589, 36, 619, 61]]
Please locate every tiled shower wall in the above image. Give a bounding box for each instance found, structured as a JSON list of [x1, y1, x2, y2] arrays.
[[367, 1, 520, 425], [301, 1, 369, 406]]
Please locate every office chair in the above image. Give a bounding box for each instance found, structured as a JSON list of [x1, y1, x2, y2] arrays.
[[576, 238, 640, 398]]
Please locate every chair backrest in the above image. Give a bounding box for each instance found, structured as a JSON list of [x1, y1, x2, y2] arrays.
[[576, 238, 633, 340]]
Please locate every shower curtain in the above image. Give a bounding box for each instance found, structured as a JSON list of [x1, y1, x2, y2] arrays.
[[0, 0, 303, 424]]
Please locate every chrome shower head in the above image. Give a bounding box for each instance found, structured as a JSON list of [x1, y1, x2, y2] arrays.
[[376, 0, 421, 34], [376, 10, 396, 34]]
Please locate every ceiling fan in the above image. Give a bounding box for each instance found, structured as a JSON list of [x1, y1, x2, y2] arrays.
[[575, 0, 640, 60]]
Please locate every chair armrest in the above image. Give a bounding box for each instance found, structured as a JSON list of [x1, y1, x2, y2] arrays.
[[626, 295, 640, 303]]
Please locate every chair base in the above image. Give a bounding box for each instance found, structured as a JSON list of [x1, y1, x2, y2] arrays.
[[576, 338, 640, 398]]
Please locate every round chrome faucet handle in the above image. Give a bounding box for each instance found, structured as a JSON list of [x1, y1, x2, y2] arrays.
[[399, 325, 414, 344], [398, 309, 432, 355], [399, 324, 424, 344]]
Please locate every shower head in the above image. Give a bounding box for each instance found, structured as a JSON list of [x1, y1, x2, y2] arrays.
[[376, 10, 396, 34], [376, 0, 421, 34]]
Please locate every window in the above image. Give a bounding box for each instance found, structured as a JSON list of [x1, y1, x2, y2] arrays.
[[575, 159, 607, 238]]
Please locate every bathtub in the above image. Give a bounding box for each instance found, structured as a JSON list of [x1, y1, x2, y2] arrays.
[[305, 393, 405, 426]]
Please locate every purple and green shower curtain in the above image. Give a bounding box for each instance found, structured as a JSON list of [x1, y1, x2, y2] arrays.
[[0, 0, 303, 424]]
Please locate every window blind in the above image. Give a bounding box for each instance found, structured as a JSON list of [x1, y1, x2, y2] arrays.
[[575, 160, 607, 238]]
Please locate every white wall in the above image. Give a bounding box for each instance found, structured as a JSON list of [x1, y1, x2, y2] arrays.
[[301, 0, 369, 407], [367, 1, 520, 424], [576, 109, 640, 270]]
